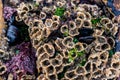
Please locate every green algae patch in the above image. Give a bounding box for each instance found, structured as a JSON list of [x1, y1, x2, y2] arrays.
[[91, 18, 101, 24], [55, 7, 65, 17]]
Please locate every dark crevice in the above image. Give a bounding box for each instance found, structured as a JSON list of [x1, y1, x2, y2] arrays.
[[7, 15, 30, 46]]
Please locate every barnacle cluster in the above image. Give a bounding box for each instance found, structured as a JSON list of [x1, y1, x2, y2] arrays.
[[2, 0, 119, 79], [0, 0, 11, 62], [0, 31, 15, 62], [0, 61, 7, 76]]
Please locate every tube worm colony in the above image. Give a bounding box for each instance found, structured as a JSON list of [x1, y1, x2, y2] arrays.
[[14, 1, 120, 80], [0, 0, 120, 79]]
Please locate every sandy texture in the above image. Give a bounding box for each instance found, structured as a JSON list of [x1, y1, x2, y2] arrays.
[[0, 0, 5, 34]]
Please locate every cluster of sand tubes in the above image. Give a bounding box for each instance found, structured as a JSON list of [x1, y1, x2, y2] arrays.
[[0, 0, 120, 80], [15, 0, 120, 80]]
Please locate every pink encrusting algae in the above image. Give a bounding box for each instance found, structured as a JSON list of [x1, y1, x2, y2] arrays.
[[5, 42, 36, 79]]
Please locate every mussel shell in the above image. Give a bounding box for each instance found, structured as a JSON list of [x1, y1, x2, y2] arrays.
[[79, 36, 96, 44], [46, 29, 64, 42], [115, 41, 120, 52], [7, 25, 18, 43], [78, 28, 94, 36]]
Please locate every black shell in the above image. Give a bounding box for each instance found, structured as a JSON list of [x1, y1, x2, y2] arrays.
[[79, 36, 96, 44], [78, 28, 94, 37]]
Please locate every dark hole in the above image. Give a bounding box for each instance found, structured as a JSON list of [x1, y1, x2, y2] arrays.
[[34, 22, 39, 27], [76, 67, 84, 74], [52, 22, 58, 28], [100, 53, 106, 60], [85, 73, 91, 79], [107, 23, 112, 29], [112, 63, 119, 68], [23, 7, 29, 11], [69, 23, 74, 28], [107, 37, 114, 48], [55, 65, 62, 72], [101, 44, 109, 50], [34, 40, 39, 45], [28, 5, 32, 10], [62, 26, 68, 31], [45, 45, 53, 54], [79, 15, 84, 19], [64, 51, 69, 57], [71, 52, 76, 58], [76, 19, 81, 26], [85, 13, 90, 19], [75, 75, 84, 80], [42, 60, 50, 67], [0, 67, 5, 72], [49, 75, 56, 80], [41, 13, 45, 19], [0, 52, 4, 56], [85, 62, 91, 72], [91, 57, 98, 62], [92, 63, 97, 71], [47, 66, 54, 74], [52, 59, 59, 65], [84, 21, 89, 26], [93, 70, 101, 76], [63, 58, 69, 64], [66, 71, 75, 78], [54, 18, 58, 21], [102, 19, 108, 24], [20, 12, 26, 16]]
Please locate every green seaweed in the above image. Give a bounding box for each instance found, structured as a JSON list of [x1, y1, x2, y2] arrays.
[[73, 38, 79, 43], [109, 49, 115, 57], [78, 50, 85, 57], [68, 48, 85, 63], [58, 66, 68, 79], [68, 57, 74, 63], [55, 7, 65, 17], [69, 48, 77, 55], [79, 59, 86, 66], [63, 30, 69, 37], [34, 3, 39, 7], [91, 18, 101, 24], [68, 48, 77, 62]]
